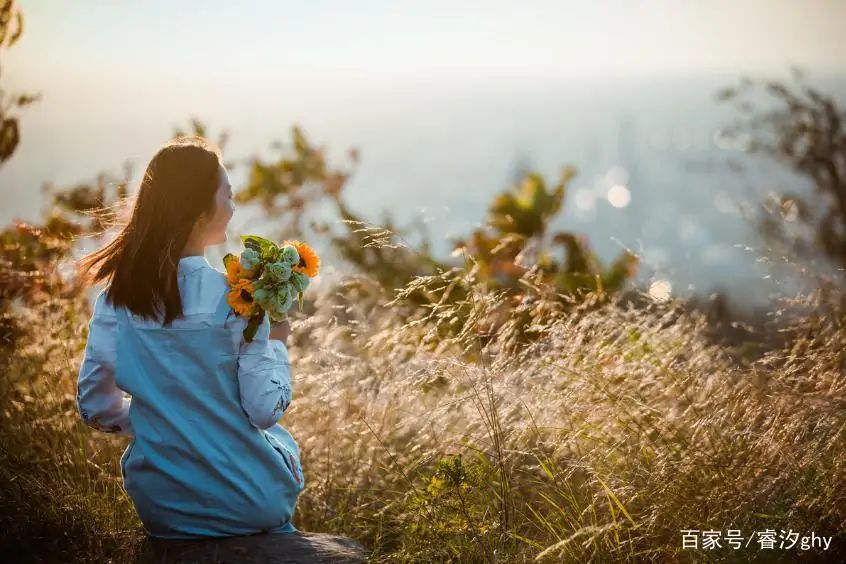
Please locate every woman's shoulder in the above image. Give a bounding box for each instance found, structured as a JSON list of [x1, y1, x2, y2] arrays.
[[92, 267, 231, 320], [198, 263, 229, 287], [194, 264, 254, 331], [189, 264, 233, 310], [92, 287, 116, 319]]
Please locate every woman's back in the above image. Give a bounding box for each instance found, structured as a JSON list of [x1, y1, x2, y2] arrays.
[[76, 255, 305, 539]]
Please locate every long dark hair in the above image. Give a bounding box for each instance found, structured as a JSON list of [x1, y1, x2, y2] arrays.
[[76, 136, 223, 326]]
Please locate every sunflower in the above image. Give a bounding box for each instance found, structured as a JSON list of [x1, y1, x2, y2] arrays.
[[225, 260, 256, 286], [227, 279, 257, 316], [283, 239, 320, 278]]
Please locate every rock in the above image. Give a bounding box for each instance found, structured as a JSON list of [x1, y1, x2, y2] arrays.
[[135, 531, 369, 564]]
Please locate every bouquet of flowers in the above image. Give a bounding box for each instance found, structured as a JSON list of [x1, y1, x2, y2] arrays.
[[224, 235, 320, 342]]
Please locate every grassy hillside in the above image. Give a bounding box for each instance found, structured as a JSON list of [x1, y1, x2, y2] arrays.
[[1, 264, 843, 562]]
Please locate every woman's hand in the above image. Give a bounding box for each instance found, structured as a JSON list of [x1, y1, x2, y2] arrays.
[[269, 319, 291, 345]]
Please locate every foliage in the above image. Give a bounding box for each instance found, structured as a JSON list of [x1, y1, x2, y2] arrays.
[[453, 168, 638, 303], [0, 218, 84, 350], [2, 266, 844, 562], [0, 0, 39, 165], [235, 125, 355, 233], [0, 162, 135, 350], [717, 68, 846, 269], [230, 125, 638, 346]]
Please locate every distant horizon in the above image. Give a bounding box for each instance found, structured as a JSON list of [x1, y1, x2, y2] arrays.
[[5, 72, 845, 313], [7, 0, 846, 82], [3, 1, 846, 313]]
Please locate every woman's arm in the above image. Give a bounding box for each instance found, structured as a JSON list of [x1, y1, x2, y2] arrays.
[[76, 291, 134, 436], [234, 313, 293, 430]]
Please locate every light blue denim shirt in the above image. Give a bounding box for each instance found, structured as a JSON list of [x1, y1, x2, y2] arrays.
[[76, 255, 305, 538]]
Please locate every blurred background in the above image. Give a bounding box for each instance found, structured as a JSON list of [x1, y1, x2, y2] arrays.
[[2, 0, 845, 313], [3, 4, 846, 561]]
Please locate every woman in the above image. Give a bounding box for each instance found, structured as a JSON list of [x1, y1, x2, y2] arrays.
[[74, 136, 305, 539]]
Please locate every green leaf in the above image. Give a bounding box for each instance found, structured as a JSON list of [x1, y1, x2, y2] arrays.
[[223, 253, 239, 272], [243, 240, 261, 253], [596, 474, 637, 528], [241, 235, 275, 251], [260, 244, 279, 262], [240, 235, 280, 263], [243, 309, 265, 343]]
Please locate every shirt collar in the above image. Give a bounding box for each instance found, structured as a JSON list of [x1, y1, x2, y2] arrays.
[[178, 255, 211, 275]]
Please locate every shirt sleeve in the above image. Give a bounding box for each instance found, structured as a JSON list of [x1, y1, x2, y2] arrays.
[[233, 312, 293, 430], [76, 291, 134, 437]]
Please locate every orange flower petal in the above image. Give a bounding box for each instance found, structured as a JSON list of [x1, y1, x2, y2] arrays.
[[283, 239, 320, 278], [227, 279, 256, 316]]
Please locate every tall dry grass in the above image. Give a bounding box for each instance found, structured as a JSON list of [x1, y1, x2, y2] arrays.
[[1, 260, 844, 562]]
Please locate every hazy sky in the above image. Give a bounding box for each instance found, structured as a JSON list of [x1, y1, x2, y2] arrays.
[[7, 0, 846, 87], [3, 1, 845, 306]]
